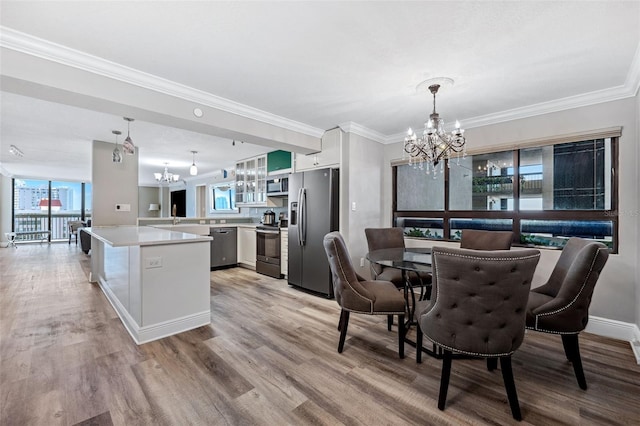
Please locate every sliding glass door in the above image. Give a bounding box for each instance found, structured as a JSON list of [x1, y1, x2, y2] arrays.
[[12, 179, 92, 242]]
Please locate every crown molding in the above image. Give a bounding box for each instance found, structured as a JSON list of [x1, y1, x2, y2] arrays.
[[385, 81, 638, 144], [626, 40, 640, 96], [0, 26, 325, 138], [2, 27, 638, 146], [338, 122, 387, 143]]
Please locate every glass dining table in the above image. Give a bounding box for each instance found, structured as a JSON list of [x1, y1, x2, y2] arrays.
[[366, 247, 442, 358]]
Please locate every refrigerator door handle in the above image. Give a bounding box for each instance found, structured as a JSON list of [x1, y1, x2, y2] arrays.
[[297, 187, 304, 246], [300, 188, 307, 246]]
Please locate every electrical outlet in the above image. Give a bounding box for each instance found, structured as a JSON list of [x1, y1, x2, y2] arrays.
[[210, 220, 216, 224], [145, 257, 162, 269], [199, 220, 206, 224], [220, 219, 226, 224], [115, 203, 131, 212]]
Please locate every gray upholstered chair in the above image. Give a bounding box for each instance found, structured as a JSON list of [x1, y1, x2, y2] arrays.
[[526, 237, 609, 390], [460, 229, 513, 250], [365, 227, 433, 331], [365, 227, 433, 291], [417, 246, 540, 421], [323, 232, 406, 358], [68, 220, 85, 245]]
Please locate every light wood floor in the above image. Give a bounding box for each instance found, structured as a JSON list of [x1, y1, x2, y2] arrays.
[[1, 243, 639, 425]]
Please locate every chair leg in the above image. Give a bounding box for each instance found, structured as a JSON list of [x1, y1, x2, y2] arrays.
[[397, 314, 405, 359], [561, 334, 587, 390], [337, 310, 349, 353], [438, 350, 453, 410], [487, 358, 498, 371], [500, 356, 522, 421], [416, 324, 423, 364], [387, 314, 393, 331]]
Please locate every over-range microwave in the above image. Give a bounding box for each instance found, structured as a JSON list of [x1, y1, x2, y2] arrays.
[[266, 176, 288, 196]]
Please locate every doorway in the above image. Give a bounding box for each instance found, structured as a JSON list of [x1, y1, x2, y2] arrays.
[[196, 185, 207, 217], [170, 190, 186, 217]]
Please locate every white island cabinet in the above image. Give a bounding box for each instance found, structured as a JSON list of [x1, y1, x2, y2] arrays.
[[87, 226, 212, 344]]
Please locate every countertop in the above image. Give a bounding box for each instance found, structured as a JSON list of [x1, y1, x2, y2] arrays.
[[86, 226, 212, 247]]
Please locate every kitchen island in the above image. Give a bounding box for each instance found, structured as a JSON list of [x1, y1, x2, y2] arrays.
[[87, 226, 212, 344]]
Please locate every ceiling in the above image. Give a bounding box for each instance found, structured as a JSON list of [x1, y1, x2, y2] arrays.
[[1, 1, 639, 185]]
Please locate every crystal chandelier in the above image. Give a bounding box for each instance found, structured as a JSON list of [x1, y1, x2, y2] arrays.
[[154, 163, 180, 183], [404, 80, 466, 175]]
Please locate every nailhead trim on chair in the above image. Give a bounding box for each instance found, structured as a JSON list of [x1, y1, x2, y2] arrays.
[[530, 247, 606, 333], [423, 248, 539, 357], [422, 335, 517, 358], [329, 237, 405, 315]]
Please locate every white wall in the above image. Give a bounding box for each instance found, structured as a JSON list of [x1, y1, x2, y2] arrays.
[[635, 89, 640, 334], [384, 97, 639, 325], [138, 186, 160, 218], [341, 132, 386, 278], [91, 140, 139, 226], [0, 174, 12, 246]]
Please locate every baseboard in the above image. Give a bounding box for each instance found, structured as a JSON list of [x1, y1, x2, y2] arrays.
[[586, 315, 640, 364], [135, 311, 211, 344], [97, 277, 210, 345], [632, 325, 640, 365]]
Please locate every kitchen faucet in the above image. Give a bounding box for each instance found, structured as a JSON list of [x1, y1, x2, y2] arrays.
[[172, 204, 179, 225]]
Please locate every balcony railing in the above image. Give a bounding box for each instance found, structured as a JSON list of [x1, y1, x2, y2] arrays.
[[472, 173, 543, 194], [13, 212, 92, 242]]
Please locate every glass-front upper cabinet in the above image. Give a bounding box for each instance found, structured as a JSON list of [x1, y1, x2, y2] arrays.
[[256, 156, 267, 204], [235, 154, 267, 205]]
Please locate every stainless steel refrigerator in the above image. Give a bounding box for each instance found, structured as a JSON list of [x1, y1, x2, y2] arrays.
[[288, 168, 339, 298]]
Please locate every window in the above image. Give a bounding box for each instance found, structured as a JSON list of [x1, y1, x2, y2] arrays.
[[12, 179, 92, 242], [393, 136, 618, 252], [211, 183, 236, 211]]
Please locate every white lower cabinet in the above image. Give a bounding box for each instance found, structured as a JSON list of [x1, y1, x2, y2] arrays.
[[237, 226, 257, 268], [281, 230, 288, 278]]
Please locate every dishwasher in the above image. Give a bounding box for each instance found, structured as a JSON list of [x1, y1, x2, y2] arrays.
[[210, 227, 237, 269]]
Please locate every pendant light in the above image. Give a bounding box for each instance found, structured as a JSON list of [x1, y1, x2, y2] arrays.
[[190, 150, 198, 176], [112, 130, 122, 163], [123, 117, 135, 155]]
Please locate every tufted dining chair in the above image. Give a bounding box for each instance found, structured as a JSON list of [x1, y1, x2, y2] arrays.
[[417, 246, 540, 421], [526, 237, 609, 390], [323, 232, 406, 358], [365, 227, 432, 331], [460, 229, 514, 250]]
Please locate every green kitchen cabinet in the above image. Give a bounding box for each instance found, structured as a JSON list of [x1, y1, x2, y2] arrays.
[[267, 150, 292, 175]]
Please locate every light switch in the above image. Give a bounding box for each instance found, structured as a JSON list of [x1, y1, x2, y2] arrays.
[[115, 203, 131, 212], [351, 202, 356, 211], [145, 257, 162, 269]]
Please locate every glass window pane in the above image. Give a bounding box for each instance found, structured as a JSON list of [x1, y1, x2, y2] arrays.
[[85, 183, 92, 222], [449, 218, 513, 240], [519, 139, 611, 210], [521, 219, 613, 249], [395, 217, 444, 239], [396, 164, 444, 211], [449, 151, 514, 211], [51, 181, 85, 241], [212, 184, 236, 211], [13, 179, 49, 242]]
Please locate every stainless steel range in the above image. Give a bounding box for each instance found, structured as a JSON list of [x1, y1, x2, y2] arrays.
[[256, 225, 282, 278]]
